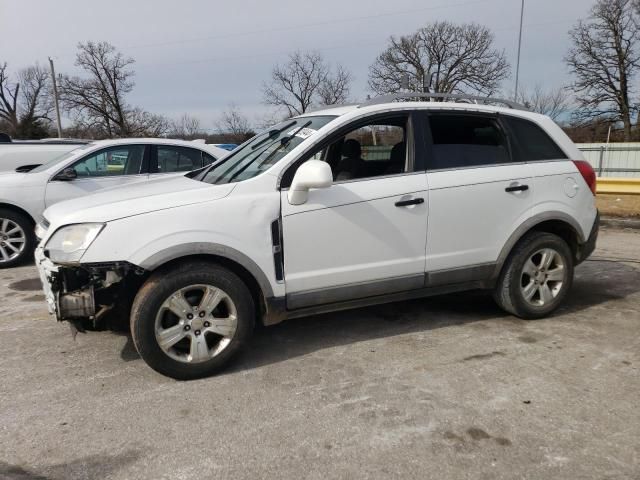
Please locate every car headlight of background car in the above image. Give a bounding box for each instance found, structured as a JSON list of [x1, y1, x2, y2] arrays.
[[45, 223, 105, 263]]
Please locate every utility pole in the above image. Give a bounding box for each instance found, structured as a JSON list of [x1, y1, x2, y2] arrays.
[[48, 57, 63, 138], [514, 0, 525, 102], [401, 72, 409, 91]]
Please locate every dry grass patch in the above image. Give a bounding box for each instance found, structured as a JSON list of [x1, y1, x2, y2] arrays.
[[596, 194, 640, 218]]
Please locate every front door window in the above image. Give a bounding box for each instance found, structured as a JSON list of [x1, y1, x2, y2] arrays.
[[71, 145, 146, 177]]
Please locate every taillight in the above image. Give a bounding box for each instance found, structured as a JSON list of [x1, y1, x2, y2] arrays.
[[573, 160, 597, 195]]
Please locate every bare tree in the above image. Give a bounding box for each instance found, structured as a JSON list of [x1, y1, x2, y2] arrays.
[[0, 62, 52, 138], [0, 64, 18, 134], [368, 21, 510, 97], [59, 42, 134, 137], [517, 85, 570, 121], [127, 108, 170, 137], [215, 104, 255, 143], [253, 110, 284, 130], [317, 65, 352, 106], [263, 51, 352, 116], [565, 0, 639, 140], [170, 113, 203, 139], [59, 41, 167, 138]]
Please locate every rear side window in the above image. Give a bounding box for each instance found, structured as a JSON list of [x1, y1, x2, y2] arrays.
[[156, 146, 203, 173], [427, 114, 510, 170], [504, 116, 567, 161]]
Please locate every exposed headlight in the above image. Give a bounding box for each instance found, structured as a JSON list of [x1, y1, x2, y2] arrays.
[[45, 223, 105, 263]]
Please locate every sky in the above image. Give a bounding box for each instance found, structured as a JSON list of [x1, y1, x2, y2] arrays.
[[0, 0, 593, 131]]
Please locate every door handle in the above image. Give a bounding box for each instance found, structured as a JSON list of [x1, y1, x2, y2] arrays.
[[505, 184, 529, 193], [395, 197, 424, 207]]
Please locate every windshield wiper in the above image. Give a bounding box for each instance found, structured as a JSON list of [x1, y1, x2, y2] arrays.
[[224, 139, 282, 184], [255, 121, 313, 169], [225, 121, 314, 184], [193, 121, 296, 182], [279, 121, 312, 148], [250, 121, 296, 150]]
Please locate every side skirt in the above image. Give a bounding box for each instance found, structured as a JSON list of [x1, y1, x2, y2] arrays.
[[287, 274, 425, 310], [263, 277, 495, 326]]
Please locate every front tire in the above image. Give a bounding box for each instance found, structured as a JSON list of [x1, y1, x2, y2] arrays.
[[131, 262, 255, 380], [493, 232, 574, 319], [0, 208, 34, 269]]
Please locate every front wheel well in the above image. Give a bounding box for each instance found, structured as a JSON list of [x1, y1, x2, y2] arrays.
[[148, 254, 267, 325], [0, 203, 35, 226]]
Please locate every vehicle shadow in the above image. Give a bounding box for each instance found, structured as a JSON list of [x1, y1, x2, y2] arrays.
[[112, 259, 640, 370], [0, 450, 140, 480], [227, 259, 640, 373]]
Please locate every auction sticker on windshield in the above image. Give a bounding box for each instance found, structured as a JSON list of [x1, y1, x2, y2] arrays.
[[286, 127, 316, 140]]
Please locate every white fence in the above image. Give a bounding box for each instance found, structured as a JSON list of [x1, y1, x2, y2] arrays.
[[577, 143, 640, 178]]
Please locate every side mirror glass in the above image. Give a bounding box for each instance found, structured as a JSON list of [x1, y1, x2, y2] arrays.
[[54, 167, 78, 181], [287, 160, 332, 205]]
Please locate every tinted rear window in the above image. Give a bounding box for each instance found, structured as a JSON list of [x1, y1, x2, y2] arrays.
[[504, 116, 567, 161], [427, 114, 511, 169]]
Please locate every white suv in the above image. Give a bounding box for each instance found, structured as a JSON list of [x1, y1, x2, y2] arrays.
[[35, 95, 599, 379], [0, 138, 227, 268]]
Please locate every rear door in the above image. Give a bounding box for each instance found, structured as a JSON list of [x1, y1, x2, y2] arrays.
[[44, 144, 149, 208], [423, 112, 534, 283], [500, 115, 589, 227]]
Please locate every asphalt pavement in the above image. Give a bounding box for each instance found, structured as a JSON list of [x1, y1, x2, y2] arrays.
[[0, 227, 638, 480]]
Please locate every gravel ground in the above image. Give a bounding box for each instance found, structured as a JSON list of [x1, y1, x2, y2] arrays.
[[0, 227, 638, 480]]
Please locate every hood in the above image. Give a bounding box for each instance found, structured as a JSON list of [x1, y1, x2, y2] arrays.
[[44, 175, 236, 225], [0, 171, 47, 200], [0, 170, 41, 183]]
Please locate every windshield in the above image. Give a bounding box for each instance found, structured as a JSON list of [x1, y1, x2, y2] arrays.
[[198, 115, 335, 184], [29, 144, 93, 173]]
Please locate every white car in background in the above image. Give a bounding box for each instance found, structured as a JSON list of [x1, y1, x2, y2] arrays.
[[35, 94, 599, 379], [0, 138, 227, 267], [0, 138, 88, 172]]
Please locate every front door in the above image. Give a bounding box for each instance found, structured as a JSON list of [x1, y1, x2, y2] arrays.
[[280, 114, 429, 309], [45, 144, 149, 208]]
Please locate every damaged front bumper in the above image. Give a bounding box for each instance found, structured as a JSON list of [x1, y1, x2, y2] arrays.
[[35, 247, 60, 317], [35, 246, 143, 325]]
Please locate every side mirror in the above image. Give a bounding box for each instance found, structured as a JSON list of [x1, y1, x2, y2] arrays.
[[54, 167, 77, 181], [287, 160, 333, 205]]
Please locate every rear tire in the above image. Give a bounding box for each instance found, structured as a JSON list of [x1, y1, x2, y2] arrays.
[[131, 261, 255, 380], [0, 208, 34, 269], [493, 232, 574, 319]]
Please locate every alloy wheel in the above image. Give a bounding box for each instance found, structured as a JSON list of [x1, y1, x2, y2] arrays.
[[154, 284, 238, 363], [520, 248, 566, 307], [0, 218, 26, 264]]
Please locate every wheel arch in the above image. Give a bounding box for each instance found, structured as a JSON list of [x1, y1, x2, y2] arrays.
[[495, 212, 584, 278], [139, 244, 276, 325], [0, 202, 36, 226]]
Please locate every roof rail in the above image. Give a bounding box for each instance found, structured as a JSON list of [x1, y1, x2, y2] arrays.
[[360, 93, 529, 111]]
